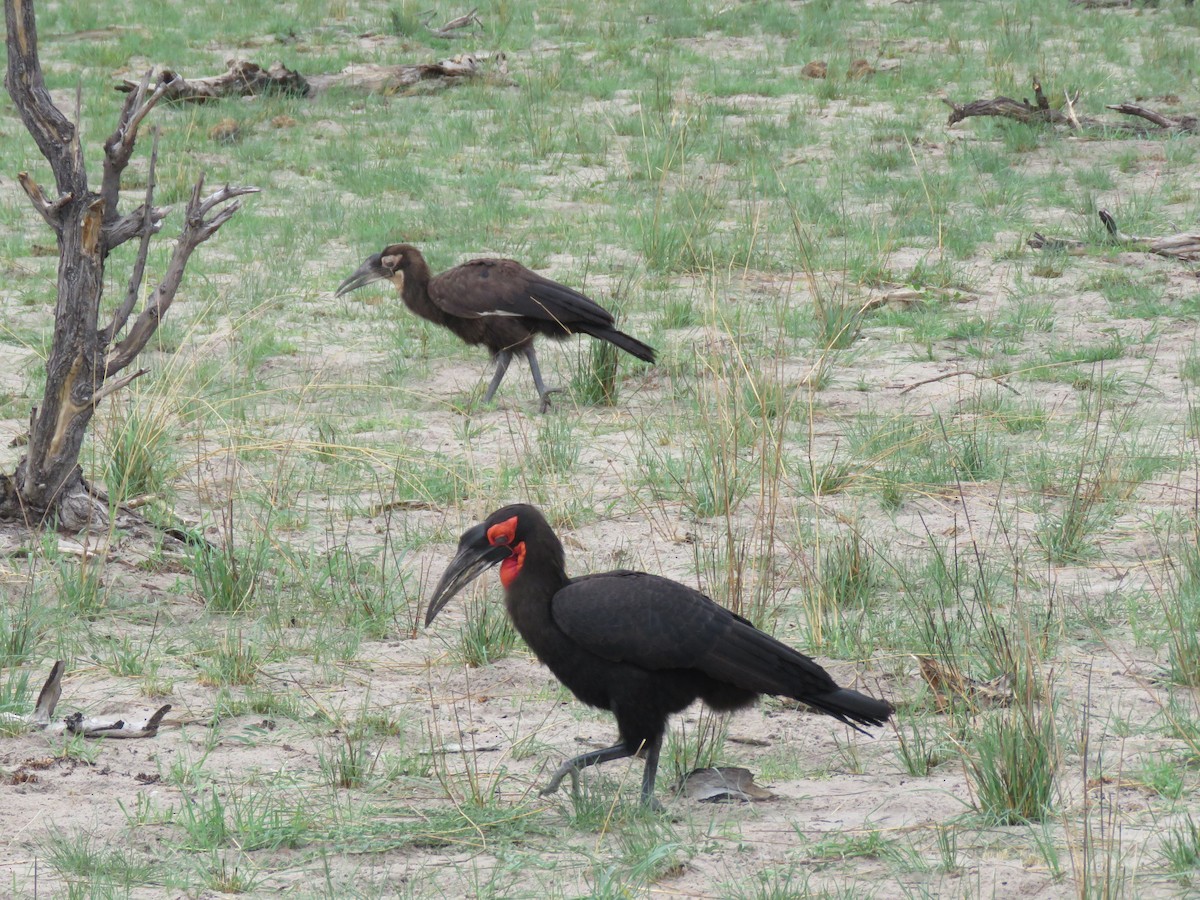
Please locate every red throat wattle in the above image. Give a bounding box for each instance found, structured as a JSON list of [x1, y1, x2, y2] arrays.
[[499, 542, 526, 587]]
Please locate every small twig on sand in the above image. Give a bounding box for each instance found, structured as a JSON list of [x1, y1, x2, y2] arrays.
[[900, 370, 1019, 395]]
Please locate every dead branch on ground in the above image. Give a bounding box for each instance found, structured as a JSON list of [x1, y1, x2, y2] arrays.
[[117, 52, 510, 102], [1029, 209, 1200, 261], [427, 7, 482, 38], [899, 370, 1019, 396], [0, 661, 171, 738], [915, 655, 1014, 713], [944, 78, 1198, 136]]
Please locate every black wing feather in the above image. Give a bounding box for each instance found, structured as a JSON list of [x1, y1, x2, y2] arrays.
[[550, 570, 892, 729], [551, 572, 725, 668], [430, 259, 615, 330]]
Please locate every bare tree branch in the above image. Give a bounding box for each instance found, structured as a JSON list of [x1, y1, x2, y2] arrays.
[[944, 79, 1090, 129], [900, 370, 1019, 395], [100, 202, 169, 249], [104, 179, 259, 377], [431, 7, 482, 38], [1105, 103, 1197, 131], [101, 128, 161, 346], [4, 0, 85, 195], [1062, 89, 1082, 130], [101, 70, 172, 223], [0, 660, 172, 739], [16, 171, 69, 231], [90, 366, 148, 405]]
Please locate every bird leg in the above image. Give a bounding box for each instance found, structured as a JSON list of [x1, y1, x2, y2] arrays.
[[638, 735, 664, 809], [483, 350, 514, 403], [540, 737, 665, 810], [540, 742, 632, 797], [523, 346, 561, 413]]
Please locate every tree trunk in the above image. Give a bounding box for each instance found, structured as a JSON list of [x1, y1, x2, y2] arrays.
[[2, 0, 257, 530]]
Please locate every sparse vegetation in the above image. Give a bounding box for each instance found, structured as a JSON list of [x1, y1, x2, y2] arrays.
[[2, 0, 1199, 895]]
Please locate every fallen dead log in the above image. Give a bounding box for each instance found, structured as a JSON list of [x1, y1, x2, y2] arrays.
[[944, 79, 1085, 129], [117, 53, 510, 102], [0, 661, 171, 739], [944, 78, 1197, 136], [1029, 209, 1200, 261], [116, 60, 310, 101]]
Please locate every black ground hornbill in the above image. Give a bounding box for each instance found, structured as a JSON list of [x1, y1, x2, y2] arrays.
[[426, 504, 894, 807], [336, 244, 656, 411]]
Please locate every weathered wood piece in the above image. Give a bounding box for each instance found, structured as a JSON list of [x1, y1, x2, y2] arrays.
[[944, 79, 1090, 129], [0, 661, 172, 738], [428, 7, 482, 38], [1104, 103, 1198, 133], [117, 60, 310, 101], [117, 53, 509, 102], [945, 79, 1198, 135], [2, 0, 256, 529], [915, 655, 1013, 714], [1029, 209, 1200, 261]]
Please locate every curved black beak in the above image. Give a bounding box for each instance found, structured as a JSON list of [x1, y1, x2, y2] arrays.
[[335, 253, 388, 297], [426, 523, 511, 626]]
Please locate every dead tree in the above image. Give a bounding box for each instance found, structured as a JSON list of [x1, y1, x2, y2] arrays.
[[1, 0, 257, 530]]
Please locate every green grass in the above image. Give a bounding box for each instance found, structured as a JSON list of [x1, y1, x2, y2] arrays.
[[965, 703, 1059, 825], [1, 0, 1199, 895]]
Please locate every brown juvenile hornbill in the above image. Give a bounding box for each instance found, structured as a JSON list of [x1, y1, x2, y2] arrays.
[[426, 504, 894, 807], [335, 244, 656, 411]]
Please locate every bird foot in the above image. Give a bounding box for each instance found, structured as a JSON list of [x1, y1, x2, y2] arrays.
[[538, 388, 563, 414], [538, 765, 579, 797], [641, 794, 667, 814]]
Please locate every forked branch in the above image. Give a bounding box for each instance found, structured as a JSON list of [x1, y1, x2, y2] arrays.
[[104, 178, 259, 376], [100, 68, 173, 225], [16, 170, 70, 232]]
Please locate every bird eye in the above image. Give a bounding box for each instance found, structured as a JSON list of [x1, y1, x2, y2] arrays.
[[486, 516, 519, 546]]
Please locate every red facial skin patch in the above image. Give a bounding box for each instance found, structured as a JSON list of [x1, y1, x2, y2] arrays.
[[487, 516, 518, 546], [499, 542, 526, 587]]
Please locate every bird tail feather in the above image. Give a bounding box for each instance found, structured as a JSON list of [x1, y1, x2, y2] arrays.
[[800, 688, 894, 730], [586, 327, 657, 363], [703, 621, 893, 730]]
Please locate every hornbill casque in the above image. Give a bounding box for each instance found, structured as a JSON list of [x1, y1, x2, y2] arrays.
[[427, 504, 894, 807], [336, 244, 656, 411]]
